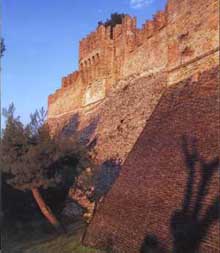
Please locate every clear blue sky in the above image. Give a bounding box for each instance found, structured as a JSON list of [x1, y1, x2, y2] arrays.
[[2, 0, 167, 125]]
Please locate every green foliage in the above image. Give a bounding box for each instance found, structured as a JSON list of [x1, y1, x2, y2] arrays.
[[1, 103, 91, 191], [23, 233, 103, 253], [4, 221, 104, 253], [98, 13, 125, 28], [98, 13, 126, 38], [0, 38, 6, 58]]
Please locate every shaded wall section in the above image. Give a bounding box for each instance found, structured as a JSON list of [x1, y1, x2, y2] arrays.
[[48, 72, 167, 163], [84, 67, 220, 253]]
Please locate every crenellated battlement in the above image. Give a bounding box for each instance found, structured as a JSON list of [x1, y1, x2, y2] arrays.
[[48, 0, 219, 121], [47, 3, 219, 250], [46, 1, 219, 251], [77, 10, 169, 86], [79, 10, 167, 65], [79, 24, 112, 61], [61, 71, 79, 88]]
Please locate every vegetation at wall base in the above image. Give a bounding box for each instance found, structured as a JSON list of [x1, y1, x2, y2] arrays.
[[1, 103, 91, 233]]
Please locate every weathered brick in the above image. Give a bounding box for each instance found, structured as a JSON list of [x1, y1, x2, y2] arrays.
[[84, 67, 220, 253], [46, 0, 219, 251]]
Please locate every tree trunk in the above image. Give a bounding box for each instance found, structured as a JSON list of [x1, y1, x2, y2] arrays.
[[31, 187, 63, 232]]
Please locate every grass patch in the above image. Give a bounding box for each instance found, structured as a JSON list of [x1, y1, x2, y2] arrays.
[[3, 219, 104, 253], [23, 232, 102, 253]]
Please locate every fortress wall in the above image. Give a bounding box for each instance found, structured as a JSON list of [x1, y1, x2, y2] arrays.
[[84, 66, 220, 253], [79, 25, 114, 86], [48, 0, 219, 154], [122, 0, 219, 84], [48, 78, 84, 118], [112, 24, 126, 82], [91, 72, 167, 162], [48, 0, 219, 119], [112, 12, 168, 80], [61, 71, 79, 88], [48, 71, 167, 163], [122, 26, 168, 78], [79, 25, 107, 61], [167, 0, 219, 84], [47, 1, 220, 250]]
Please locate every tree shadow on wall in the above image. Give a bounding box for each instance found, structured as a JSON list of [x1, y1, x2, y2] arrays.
[[89, 158, 121, 202], [60, 113, 99, 148], [140, 234, 166, 253], [141, 135, 220, 253], [81, 158, 122, 248], [78, 116, 99, 147], [59, 113, 123, 204], [48, 114, 100, 217], [60, 114, 123, 203], [60, 113, 80, 137]]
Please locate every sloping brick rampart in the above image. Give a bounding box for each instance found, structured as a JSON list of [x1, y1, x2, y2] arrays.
[[84, 67, 220, 253], [46, 0, 219, 251]]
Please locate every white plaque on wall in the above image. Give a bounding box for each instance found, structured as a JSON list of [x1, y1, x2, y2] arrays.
[[84, 80, 106, 106]]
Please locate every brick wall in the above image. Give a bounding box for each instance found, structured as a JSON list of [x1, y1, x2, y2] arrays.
[[48, 72, 167, 162], [84, 67, 220, 253], [48, 0, 219, 126], [167, 0, 219, 84], [46, 0, 219, 251]]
